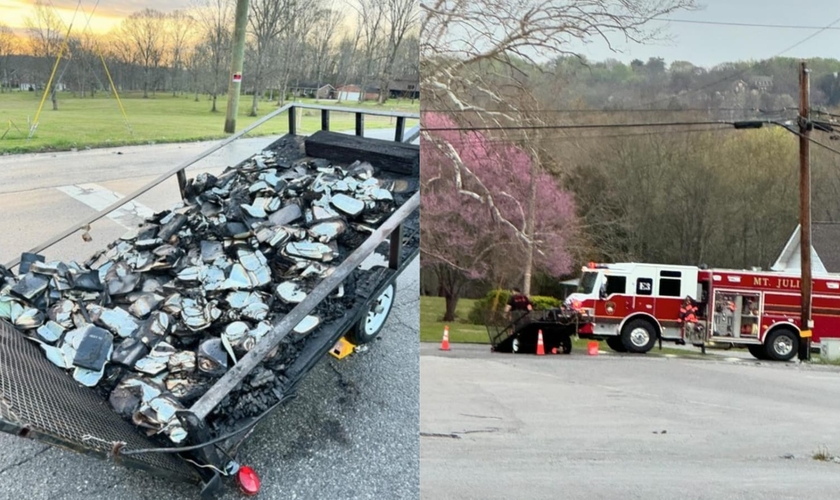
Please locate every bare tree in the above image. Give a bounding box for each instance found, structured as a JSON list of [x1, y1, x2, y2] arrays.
[[334, 25, 363, 102], [25, 0, 64, 62], [167, 10, 196, 96], [312, 5, 342, 95], [0, 23, 17, 93], [247, 0, 294, 115], [353, 0, 386, 102], [120, 9, 167, 98], [185, 42, 209, 101], [274, 0, 322, 106], [193, 0, 233, 112], [25, 0, 65, 109], [377, 0, 418, 104], [421, 0, 697, 289], [66, 33, 101, 97]]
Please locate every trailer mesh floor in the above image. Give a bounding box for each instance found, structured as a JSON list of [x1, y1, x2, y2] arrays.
[[0, 319, 199, 483]]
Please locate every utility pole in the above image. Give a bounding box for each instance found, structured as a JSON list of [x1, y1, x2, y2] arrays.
[[224, 0, 250, 133], [798, 60, 812, 361]]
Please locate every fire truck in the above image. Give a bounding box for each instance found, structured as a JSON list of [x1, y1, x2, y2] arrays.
[[564, 262, 840, 361]]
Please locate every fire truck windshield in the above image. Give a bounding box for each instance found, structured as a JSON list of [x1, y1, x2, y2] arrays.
[[578, 271, 598, 294]]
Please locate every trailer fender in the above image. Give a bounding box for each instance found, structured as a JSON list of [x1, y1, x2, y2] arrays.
[[618, 313, 662, 339]]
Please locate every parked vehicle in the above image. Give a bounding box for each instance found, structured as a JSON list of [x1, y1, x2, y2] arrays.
[[565, 262, 835, 361]]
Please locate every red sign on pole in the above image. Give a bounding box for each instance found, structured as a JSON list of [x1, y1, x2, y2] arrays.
[[232, 73, 242, 83]]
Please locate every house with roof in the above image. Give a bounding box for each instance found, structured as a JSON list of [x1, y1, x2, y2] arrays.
[[336, 84, 379, 102], [289, 82, 334, 99], [749, 75, 774, 92], [771, 222, 840, 274], [389, 74, 419, 99]]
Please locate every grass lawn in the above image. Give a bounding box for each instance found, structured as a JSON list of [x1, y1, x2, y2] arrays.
[[420, 296, 489, 343], [0, 91, 419, 154]]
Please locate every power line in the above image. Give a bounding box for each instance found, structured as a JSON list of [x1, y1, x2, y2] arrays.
[[422, 107, 792, 114], [645, 17, 840, 31], [639, 14, 840, 108], [423, 120, 730, 132], [781, 125, 840, 157], [432, 125, 733, 144]]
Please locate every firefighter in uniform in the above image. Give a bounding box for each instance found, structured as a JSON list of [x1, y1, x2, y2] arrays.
[[679, 296, 699, 337]]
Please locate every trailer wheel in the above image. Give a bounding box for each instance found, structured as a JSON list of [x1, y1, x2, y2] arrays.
[[606, 336, 627, 353], [748, 344, 769, 360], [620, 319, 657, 353], [560, 336, 573, 354], [347, 283, 395, 344], [764, 328, 799, 361]]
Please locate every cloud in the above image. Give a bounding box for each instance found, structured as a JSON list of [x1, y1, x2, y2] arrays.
[[6, 0, 193, 33]]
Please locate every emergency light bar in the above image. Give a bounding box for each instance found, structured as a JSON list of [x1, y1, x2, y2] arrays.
[[585, 262, 610, 270]]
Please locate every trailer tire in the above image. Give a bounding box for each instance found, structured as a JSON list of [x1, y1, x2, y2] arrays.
[[620, 319, 657, 353], [764, 328, 799, 361], [606, 336, 627, 353], [347, 283, 395, 345], [748, 344, 769, 360], [560, 336, 573, 354]]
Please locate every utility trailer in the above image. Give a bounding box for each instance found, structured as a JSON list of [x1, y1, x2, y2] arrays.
[[485, 309, 581, 354], [0, 103, 419, 496]]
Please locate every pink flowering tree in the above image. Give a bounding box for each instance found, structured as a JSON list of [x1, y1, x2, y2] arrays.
[[421, 112, 577, 321]]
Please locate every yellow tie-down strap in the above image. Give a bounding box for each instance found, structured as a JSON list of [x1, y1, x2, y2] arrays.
[[800, 329, 813, 339]]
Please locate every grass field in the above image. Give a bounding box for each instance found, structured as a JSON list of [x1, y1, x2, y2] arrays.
[[0, 91, 419, 154], [420, 296, 490, 343]]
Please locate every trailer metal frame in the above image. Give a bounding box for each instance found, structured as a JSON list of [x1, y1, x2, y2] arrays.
[[0, 103, 420, 496]]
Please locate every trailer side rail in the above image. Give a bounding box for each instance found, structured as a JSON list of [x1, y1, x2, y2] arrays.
[[4, 104, 419, 270]]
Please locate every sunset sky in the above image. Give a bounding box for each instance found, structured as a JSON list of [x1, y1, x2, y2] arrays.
[[2, 0, 192, 34]]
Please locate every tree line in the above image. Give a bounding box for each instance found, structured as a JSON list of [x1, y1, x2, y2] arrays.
[[0, 0, 419, 112], [539, 55, 840, 112], [419, 0, 840, 308]]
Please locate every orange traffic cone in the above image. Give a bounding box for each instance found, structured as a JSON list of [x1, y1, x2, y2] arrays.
[[536, 329, 545, 356], [588, 341, 599, 356], [440, 325, 451, 351]]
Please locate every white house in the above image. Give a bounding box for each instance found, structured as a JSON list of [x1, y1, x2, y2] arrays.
[[771, 222, 840, 274]]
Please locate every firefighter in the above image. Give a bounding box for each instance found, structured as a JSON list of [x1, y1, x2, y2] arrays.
[[679, 296, 699, 334], [723, 296, 736, 336], [505, 288, 533, 313]]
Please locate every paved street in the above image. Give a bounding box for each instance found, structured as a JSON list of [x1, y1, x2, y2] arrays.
[[0, 134, 419, 499], [421, 343, 840, 500]]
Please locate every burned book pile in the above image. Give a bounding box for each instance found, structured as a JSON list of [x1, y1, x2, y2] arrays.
[[0, 148, 411, 444]]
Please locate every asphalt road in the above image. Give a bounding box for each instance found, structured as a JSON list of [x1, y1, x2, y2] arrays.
[[421, 343, 840, 500], [0, 133, 419, 499]]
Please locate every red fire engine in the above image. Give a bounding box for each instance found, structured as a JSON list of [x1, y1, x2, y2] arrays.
[[565, 262, 839, 361]]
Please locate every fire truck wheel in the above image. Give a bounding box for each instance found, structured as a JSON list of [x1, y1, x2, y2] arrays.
[[747, 344, 770, 360], [764, 328, 799, 361], [620, 319, 657, 353], [606, 337, 627, 352], [511, 337, 521, 353]]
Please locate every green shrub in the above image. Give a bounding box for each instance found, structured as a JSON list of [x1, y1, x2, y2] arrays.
[[467, 289, 562, 324], [531, 296, 562, 311]]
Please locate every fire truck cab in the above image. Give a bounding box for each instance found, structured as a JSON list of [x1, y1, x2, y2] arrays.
[[566, 263, 701, 354], [566, 262, 829, 361]]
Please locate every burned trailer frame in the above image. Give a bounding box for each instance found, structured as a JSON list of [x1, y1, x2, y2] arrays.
[[0, 103, 420, 496], [485, 309, 581, 354]]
